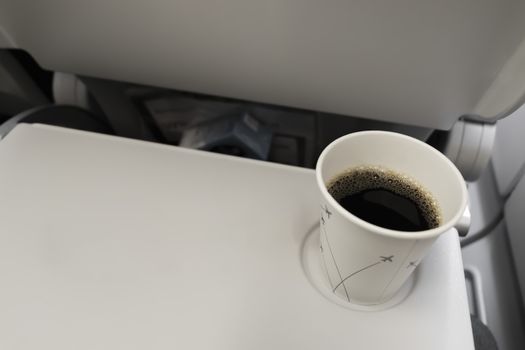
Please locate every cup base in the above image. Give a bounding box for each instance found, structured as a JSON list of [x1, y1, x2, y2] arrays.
[[300, 224, 416, 312]]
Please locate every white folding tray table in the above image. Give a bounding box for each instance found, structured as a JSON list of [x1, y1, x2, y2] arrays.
[[0, 124, 473, 349]]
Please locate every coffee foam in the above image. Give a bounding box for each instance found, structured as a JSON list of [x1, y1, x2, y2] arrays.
[[327, 165, 442, 229]]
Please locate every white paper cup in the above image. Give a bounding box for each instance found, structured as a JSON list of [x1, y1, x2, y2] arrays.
[[316, 131, 468, 305]]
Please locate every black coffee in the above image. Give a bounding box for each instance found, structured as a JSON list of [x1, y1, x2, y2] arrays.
[[327, 166, 441, 231]]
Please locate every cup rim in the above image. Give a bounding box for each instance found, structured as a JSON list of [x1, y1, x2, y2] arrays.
[[316, 130, 468, 240]]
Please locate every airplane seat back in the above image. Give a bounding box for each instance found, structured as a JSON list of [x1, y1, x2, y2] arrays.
[[0, 1, 525, 131]]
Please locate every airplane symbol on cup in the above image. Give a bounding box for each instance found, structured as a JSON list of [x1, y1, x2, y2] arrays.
[[321, 205, 332, 219], [380, 255, 394, 262]]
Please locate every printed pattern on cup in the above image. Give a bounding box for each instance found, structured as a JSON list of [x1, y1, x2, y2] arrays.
[[319, 202, 424, 305]]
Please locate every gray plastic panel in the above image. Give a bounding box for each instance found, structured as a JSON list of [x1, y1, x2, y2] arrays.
[[462, 222, 525, 350], [492, 103, 525, 196], [505, 172, 525, 308], [1, 1, 525, 128]]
